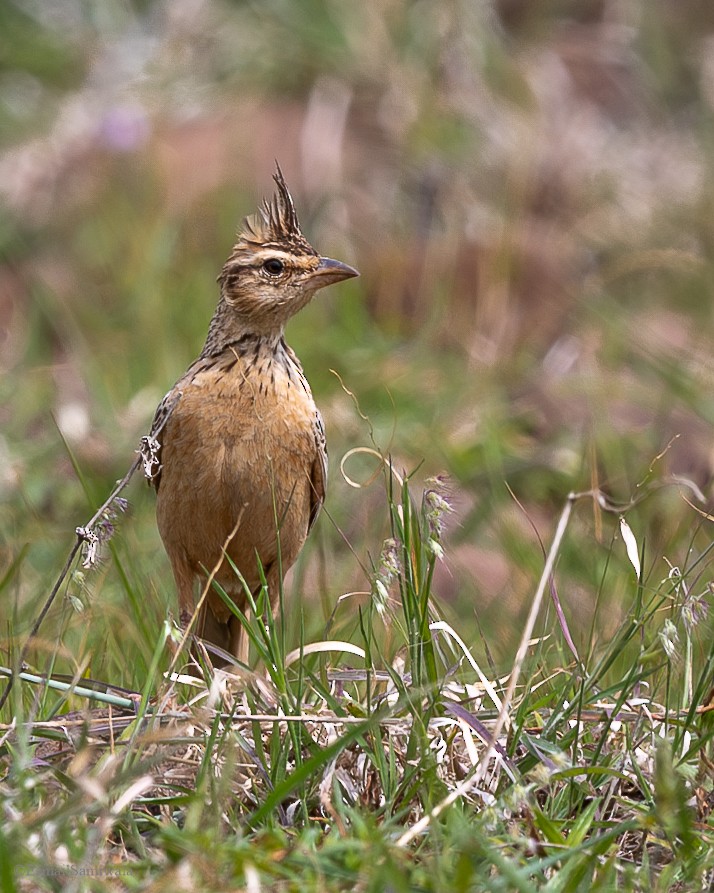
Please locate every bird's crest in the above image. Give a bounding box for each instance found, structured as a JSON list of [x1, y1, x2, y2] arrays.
[[228, 165, 317, 260]]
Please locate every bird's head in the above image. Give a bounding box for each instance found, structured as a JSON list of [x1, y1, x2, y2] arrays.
[[217, 166, 358, 334]]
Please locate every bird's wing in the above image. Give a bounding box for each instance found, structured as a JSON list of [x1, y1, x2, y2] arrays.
[[308, 407, 328, 531], [144, 356, 215, 492]]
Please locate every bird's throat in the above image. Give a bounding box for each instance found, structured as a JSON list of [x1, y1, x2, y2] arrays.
[[200, 299, 284, 359]]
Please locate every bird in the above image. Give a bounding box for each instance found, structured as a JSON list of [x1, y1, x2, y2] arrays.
[[147, 166, 358, 662]]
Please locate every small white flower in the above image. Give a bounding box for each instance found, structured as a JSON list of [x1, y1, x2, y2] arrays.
[[371, 537, 401, 615], [373, 579, 390, 615], [659, 619, 679, 659], [426, 538, 444, 560], [76, 526, 100, 568], [139, 434, 162, 480]]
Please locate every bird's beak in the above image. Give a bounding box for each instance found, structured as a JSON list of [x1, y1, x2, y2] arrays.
[[306, 257, 359, 289]]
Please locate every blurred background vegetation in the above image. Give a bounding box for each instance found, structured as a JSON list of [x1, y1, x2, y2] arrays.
[[2, 0, 714, 681]]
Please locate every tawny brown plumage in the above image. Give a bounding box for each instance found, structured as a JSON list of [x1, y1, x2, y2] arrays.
[[148, 167, 358, 660]]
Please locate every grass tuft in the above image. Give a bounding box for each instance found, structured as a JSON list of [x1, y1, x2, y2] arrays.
[[1, 453, 713, 889]]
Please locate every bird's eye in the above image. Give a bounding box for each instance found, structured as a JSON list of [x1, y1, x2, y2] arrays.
[[262, 258, 285, 276]]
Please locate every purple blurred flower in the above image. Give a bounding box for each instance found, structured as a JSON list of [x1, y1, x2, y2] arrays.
[[99, 102, 150, 152]]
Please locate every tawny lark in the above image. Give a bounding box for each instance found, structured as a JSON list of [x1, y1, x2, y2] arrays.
[[148, 167, 358, 660]]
